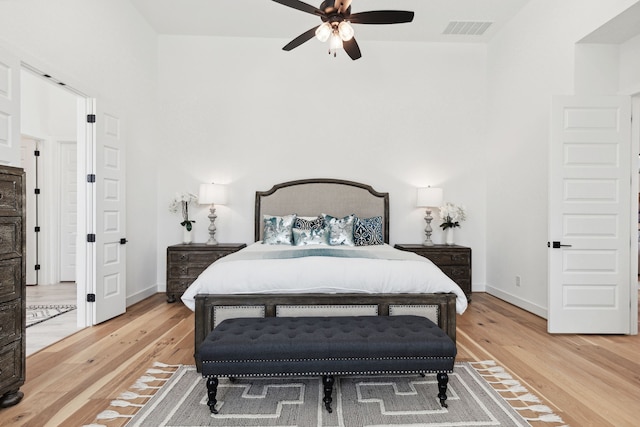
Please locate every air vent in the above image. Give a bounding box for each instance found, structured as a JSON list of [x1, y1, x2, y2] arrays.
[[443, 21, 493, 36]]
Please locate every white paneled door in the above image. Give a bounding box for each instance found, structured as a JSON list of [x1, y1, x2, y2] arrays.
[[87, 99, 127, 324], [0, 46, 20, 166], [549, 96, 632, 334], [59, 141, 77, 282]]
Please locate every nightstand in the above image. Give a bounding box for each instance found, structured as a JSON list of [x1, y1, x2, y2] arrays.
[[166, 243, 246, 303], [394, 244, 472, 301]]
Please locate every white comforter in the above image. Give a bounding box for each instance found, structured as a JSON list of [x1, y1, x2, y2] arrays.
[[181, 243, 468, 314]]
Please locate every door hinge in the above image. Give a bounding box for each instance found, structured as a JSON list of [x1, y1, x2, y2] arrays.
[[34, 226, 40, 232], [34, 150, 40, 157], [87, 293, 96, 302], [87, 234, 96, 243], [34, 188, 40, 194], [87, 174, 96, 183], [34, 264, 41, 270], [87, 114, 96, 123]]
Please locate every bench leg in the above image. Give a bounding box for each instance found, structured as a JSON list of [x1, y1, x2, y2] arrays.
[[206, 377, 219, 414], [322, 375, 334, 413], [437, 372, 449, 408]]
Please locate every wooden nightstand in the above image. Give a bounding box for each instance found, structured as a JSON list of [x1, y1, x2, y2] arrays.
[[394, 244, 472, 301], [166, 243, 246, 303]]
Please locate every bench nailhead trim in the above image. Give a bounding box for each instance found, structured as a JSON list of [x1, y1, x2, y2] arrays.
[[203, 356, 454, 364], [203, 368, 454, 378]]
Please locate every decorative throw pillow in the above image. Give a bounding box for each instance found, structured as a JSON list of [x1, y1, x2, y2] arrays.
[[262, 214, 297, 245], [353, 216, 384, 246], [293, 216, 325, 231], [292, 227, 330, 246], [322, 214, 355, 246]]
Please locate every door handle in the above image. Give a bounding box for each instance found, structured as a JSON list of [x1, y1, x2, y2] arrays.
[[548, 241, 572, 248]]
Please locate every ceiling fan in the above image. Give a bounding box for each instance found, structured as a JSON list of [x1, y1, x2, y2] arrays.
[[272, 0, 414, 60]]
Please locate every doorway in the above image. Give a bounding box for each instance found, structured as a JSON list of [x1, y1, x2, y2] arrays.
[[20, 68, 81, 346]]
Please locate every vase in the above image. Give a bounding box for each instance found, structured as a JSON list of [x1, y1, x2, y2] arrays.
[[183, 227, 192, 244], [445, 228, 455, 245]]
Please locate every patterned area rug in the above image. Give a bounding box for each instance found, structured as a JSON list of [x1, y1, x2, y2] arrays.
[[83, 361, 566, 427], [26, 304, 77, 328]]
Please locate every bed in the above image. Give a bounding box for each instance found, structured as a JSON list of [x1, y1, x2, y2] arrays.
[[184, 178, 467, 369]]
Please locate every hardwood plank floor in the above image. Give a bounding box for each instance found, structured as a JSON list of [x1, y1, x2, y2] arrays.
[[1, 292, 639, 426]]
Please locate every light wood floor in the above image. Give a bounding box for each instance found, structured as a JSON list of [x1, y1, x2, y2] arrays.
[[2, 292, 639, 426]]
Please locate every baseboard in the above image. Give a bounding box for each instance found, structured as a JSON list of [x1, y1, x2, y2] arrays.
[[126, 285, 158, 307], [471, 283, 486, 292], [484, 285, 548, 319]]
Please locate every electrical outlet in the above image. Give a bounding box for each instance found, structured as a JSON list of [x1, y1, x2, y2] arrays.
[[515, 275, 521, 287]]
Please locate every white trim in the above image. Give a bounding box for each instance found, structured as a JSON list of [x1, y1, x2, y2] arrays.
[[631, 94, 640, 335], [76, 98, 91, 329], [485, 286, 548, 319], [126, 286, 158, 307]]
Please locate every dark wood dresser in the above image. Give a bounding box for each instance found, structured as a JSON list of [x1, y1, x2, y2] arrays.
[[0, 166, 25, 408], [394, 244, 472, 301], [166, 243, 246, 303]]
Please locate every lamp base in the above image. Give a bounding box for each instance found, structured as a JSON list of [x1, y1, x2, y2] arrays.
[[423, 209, 435, 247], [207, 205, 218, 245]]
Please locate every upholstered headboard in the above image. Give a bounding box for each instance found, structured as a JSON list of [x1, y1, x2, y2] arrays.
[[255, 178, 389, 243]]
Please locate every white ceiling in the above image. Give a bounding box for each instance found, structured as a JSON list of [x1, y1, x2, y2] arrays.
[[129, 0, 532, 43]]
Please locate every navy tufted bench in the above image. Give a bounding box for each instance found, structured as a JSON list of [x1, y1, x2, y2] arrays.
[[198, 315, 457, 414]]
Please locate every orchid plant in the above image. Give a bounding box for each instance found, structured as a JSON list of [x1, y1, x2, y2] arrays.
[[169, 192, 198, 231], [439, 202, 467, 230]]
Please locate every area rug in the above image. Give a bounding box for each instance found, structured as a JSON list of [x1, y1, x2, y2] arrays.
[[26, 304, 76, 328], [84, 361, 566, 427]]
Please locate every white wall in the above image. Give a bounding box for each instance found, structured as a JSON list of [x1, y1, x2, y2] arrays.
[[485, 0, 640, 317], [155, 36, 489, 290], [0, 0, 159, 305], [5, 1, 639, 316], [620, 33, 640, 94]]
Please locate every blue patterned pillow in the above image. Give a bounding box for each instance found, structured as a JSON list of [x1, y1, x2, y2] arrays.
[[293, 216, 324, 231], [292, 227, 330, 246], [354, 216, 384, 246], [322, 214, 355, 246], [262, 214, 296, 245]]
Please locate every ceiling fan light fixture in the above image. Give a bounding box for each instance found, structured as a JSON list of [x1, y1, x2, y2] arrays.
[[329, 31, 343, 51], [338, 21, 354, 41], [315, 22, 332, 42], [273, 0, 414, 60]]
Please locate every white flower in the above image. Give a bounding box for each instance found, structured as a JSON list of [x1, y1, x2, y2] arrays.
[[169, 192, 198, 230], [439, 202, 466, 230]]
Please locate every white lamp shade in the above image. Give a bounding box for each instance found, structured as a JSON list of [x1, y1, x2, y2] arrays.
[[199, 183, 227, 205], [315, 22, 332, 42], [416, 187, 443, 208]]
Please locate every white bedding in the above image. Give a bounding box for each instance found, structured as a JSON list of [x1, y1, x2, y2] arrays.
[[180, 242, 468, 314]]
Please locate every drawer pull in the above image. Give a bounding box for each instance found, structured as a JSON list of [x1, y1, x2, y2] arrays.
[[179, 254, 188, 261]]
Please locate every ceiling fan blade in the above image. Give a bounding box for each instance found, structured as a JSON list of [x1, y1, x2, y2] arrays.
[[272, 0, 325, 17], [283, 26, 319, 51], [343, 38, 362, 60], [349, 10, 415, 25]]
